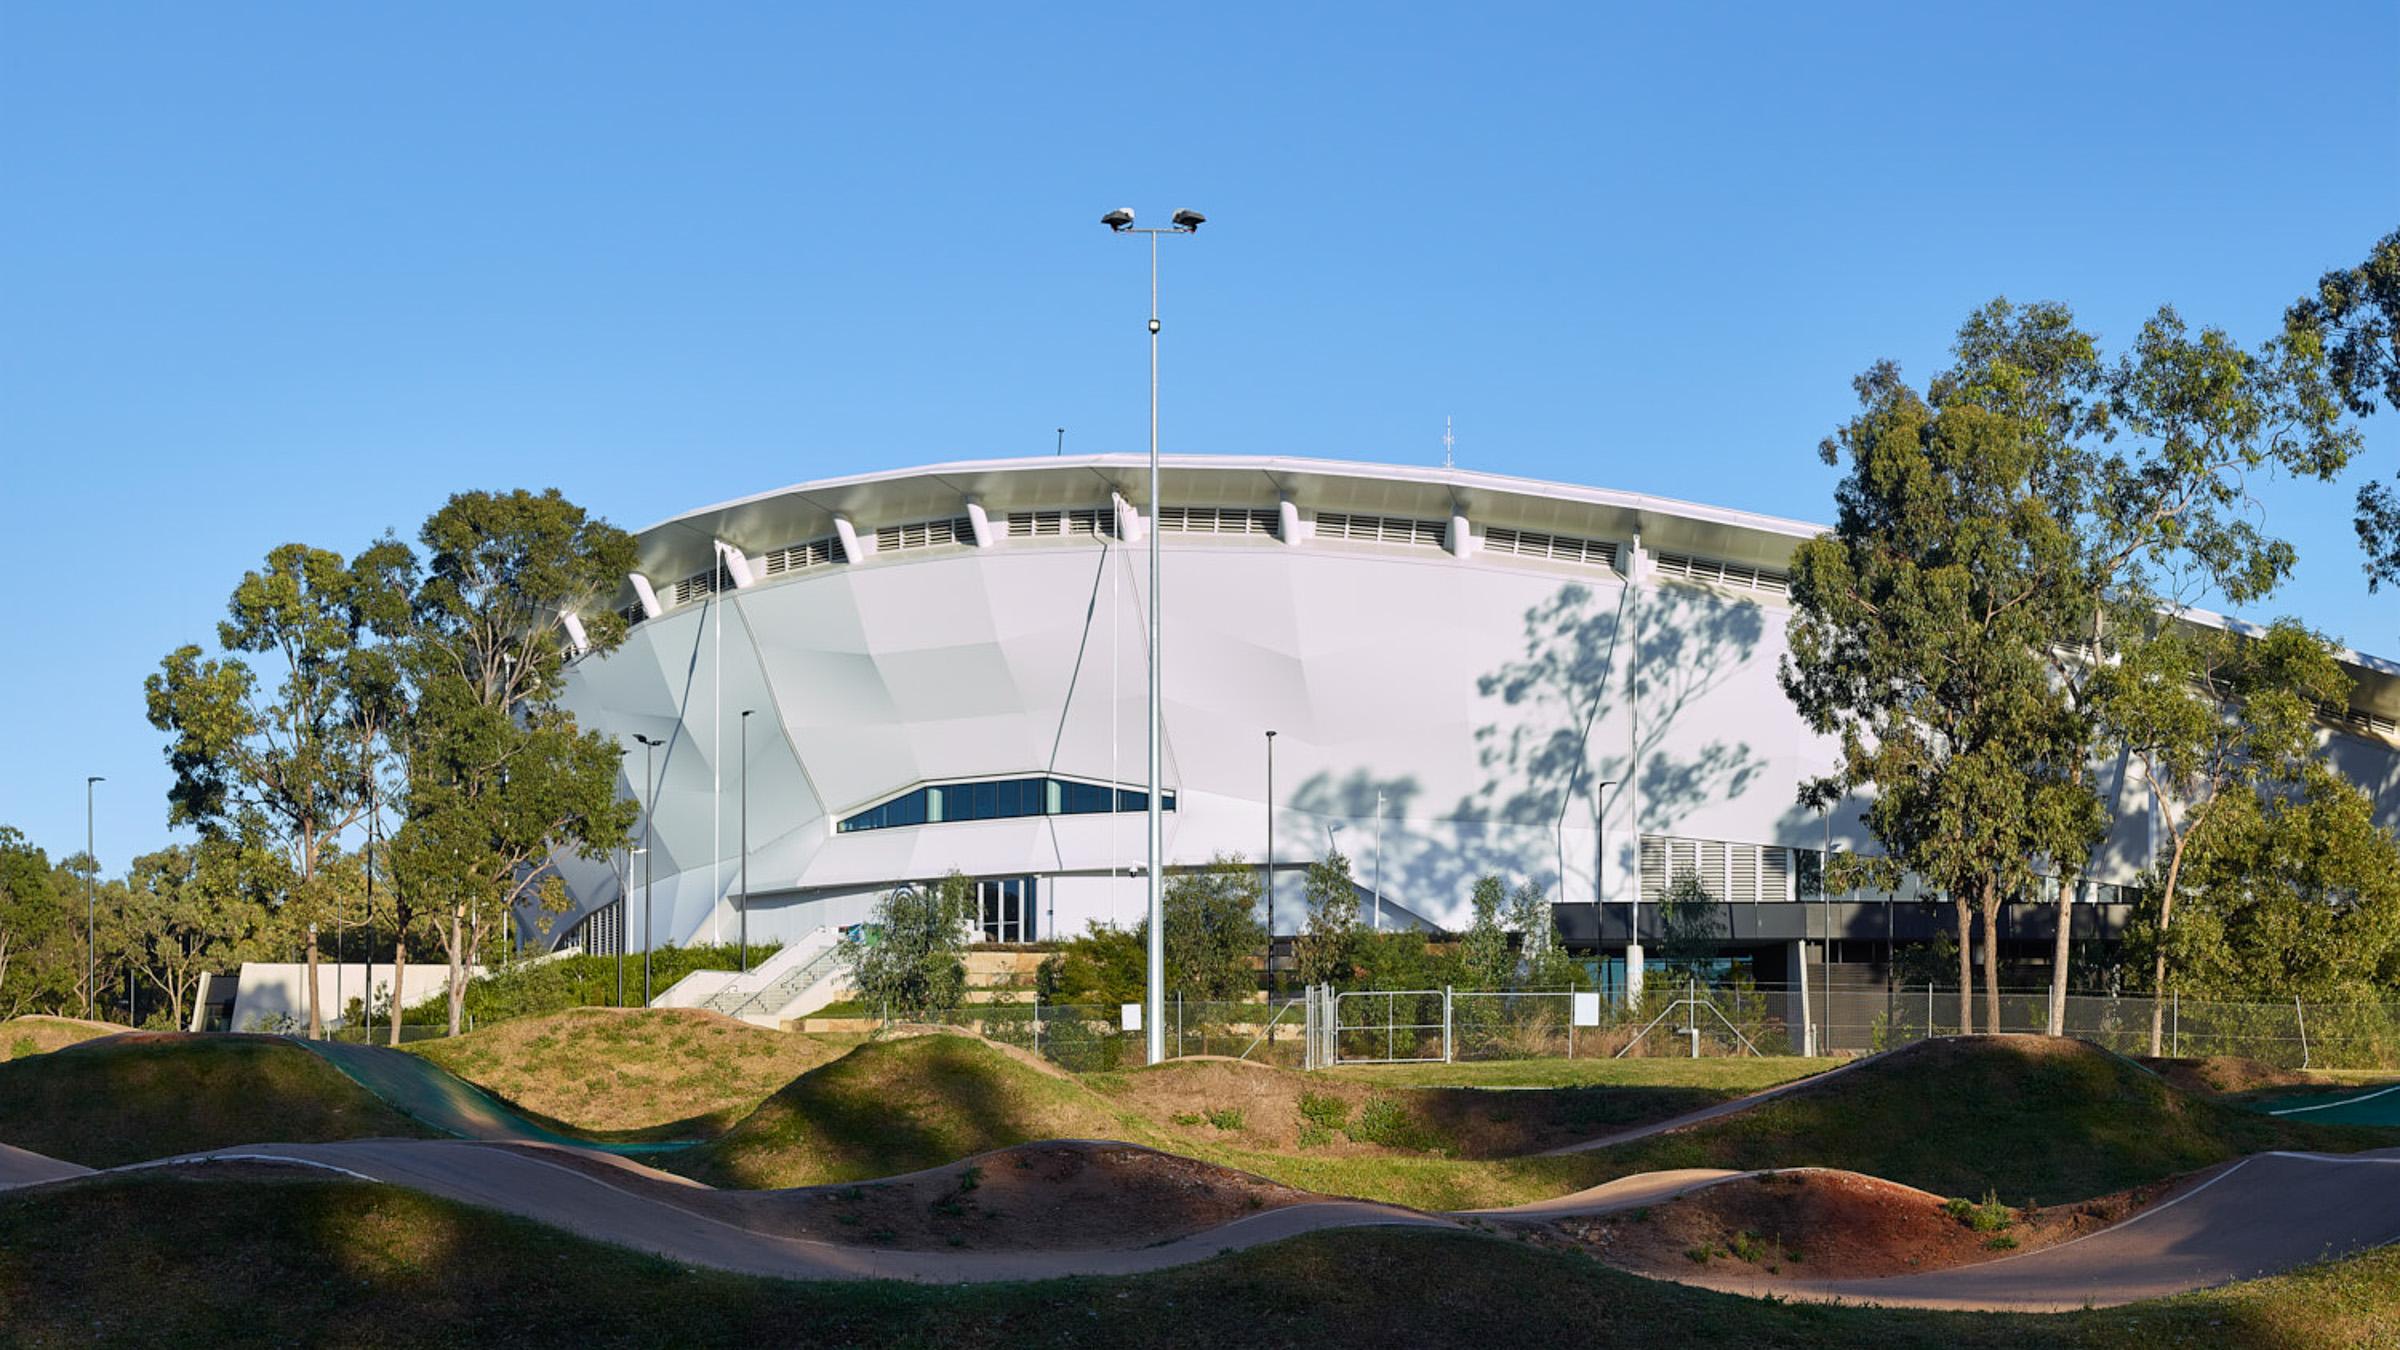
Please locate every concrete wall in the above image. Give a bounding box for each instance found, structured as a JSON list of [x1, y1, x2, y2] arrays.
[[219, 961, 475, 1033]]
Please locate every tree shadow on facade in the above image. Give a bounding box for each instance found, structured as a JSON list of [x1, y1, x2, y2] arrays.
[[1460, 580, 1767, 904]]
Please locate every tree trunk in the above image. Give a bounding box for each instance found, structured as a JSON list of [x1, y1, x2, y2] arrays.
[[1978, 890, 2001, 1037], [2146, 841, 2187, 1057], [1952, 896, 1974, 1035], [388, 931, 407, 1047], [306, 926, 323, 1040], [446, 909, 465, 1038], [2047, 870, 2076, 1037]]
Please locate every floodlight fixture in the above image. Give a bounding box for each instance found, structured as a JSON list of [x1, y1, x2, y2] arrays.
[[1101, 207, 1135, 231], [1170, 208, 1205, 230]]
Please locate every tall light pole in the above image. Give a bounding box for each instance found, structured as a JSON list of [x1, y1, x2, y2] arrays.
[[635, 733, 664, 1005], [739, 709, 753, 972], [1264, 730, 1277, 977], [1373, 788, 1385, 931], [85, 776, 103, 1020], [1104, 204, 1204, 1066]]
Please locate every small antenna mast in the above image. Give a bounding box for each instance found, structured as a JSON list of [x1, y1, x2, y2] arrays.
[[1442, 415, 1455, 469], [1056, 427, 1066, 457]]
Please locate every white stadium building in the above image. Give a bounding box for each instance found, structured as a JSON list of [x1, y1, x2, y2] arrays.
[[533, 454, 2400, 993]]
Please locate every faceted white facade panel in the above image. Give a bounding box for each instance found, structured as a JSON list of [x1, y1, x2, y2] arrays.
[[532, 454, 2400, 952]]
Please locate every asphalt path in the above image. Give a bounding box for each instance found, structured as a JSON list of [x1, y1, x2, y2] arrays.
[[1680, 1149, 2400, 1311], [296, 1041, 694, 1155], [6, 1035, 2396, 1308]]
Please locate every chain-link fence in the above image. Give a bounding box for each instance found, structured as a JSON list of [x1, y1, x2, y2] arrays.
[[894, 979, 2400, 1072], [923, 995, 1308, 1071]]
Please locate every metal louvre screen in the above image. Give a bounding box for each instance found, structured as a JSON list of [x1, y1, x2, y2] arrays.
[[1314, 511, 1447, 549], [1482, 526, 1618, 569], [761, 537, 838, 575], [1156, 505, 1279, 537]]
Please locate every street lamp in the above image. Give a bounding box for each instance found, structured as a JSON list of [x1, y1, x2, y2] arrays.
[[739, 709, 753, 973], [85, 776, 102, 1020], [1103, 203, 1205, 1066], [634, 733, 665, 1004]]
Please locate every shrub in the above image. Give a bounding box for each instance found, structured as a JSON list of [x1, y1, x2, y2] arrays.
[[1943, 1191, 2014, 1234], [1205, 1107, 1245, 1132], [1727, 1231, 1770, 1264], [1346, 1094, 1443, 1152], [1297, 1091, 1350, 1131]]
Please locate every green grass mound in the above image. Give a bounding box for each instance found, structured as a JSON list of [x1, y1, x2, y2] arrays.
[[405, 1007, 845, 1140], [0, 1015, 121, 1061], [1096, 1056, 1825, 1160], [669, 1033, 1147, 1188], [0, 1034, 439, 1167], [1, 1172, 2395, 1348], [1569, 1035, 2395, 1205]]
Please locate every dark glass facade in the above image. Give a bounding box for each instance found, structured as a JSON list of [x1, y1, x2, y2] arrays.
[[836, 777, 1177, 834]]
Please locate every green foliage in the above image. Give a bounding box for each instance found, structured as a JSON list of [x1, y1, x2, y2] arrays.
[[1037, 921, 1143, 1006], [1204, 1107, 1245, 1132], [1459, 875, 1511, 990], [2283, 230, 2400, 590], [1297, 1090, 1351, 1132], [1943, 1191, 2014, 1234], [843, 873, 977, 1021], [1293, 849, 1362, 988], [1349, 929, 1458, 991], [1725, 1231, 1769, 1264], [1655, 868, 1720, 972], [1345, 1095, 1444, 1152], [1148, 853, 1265, 1002], [1506, 880, 1580, 988], [396, 944, 776, 1026]]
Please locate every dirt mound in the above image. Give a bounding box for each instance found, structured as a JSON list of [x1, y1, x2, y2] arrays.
[[1537, 1168, 2157, 1280], [2140, 1055, 2316, 1098], [667, 1033, 1144, 1189], [0, 1034, 438, 1167], [406, 1006, 840, 1138], [539, 1139, 1302, 1250], [0, 1016, 124, 1060]]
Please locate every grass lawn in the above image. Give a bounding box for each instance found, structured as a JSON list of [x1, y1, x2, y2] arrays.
[[1326, 1054, 1830, 1092], [0, 1035, 439, 1167], [0, 1015, 121, 1061], [0, 1173, 2393, 1349], [662, 1032, 2399, 1212], [1555, 1036, 2398, 1206], [405, 1007, 845, 1139]]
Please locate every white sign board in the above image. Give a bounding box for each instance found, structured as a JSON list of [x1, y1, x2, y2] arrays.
[[1572, 991, 1602, 1027], [1120, 1002, 1143, 1032]]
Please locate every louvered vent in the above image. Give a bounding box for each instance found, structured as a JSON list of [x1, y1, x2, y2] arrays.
[[874, 516, 973, 553], [1314, 511, 1447, 549], [1483, 526, 1617, 569], [1640, 834, 1796, 905], [1007, 508, 1113, 539], [1651, 551, 1790, 598], [617, 601, 646, 628], [673, 567, 724, 606], [761, 536, 839, 576], [1157, 505, 1279, 537]]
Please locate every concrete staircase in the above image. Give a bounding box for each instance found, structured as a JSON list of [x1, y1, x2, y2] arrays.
[[653, 926, 851, 1029]]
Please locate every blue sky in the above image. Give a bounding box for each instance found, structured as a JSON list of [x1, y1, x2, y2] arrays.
[[2, 2, 2394, 870]]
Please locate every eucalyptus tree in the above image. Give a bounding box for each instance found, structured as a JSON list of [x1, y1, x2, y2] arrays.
[[2283, 228, 2400, 593], [394, 489, 638, 1036], [1459, 875, 1512, 990], [113, 839, 271, 1031], [1151, 853, 1266, 1003], [146, 543, 413, 1038], [1294, 849, 1363, 989], [1783, 343, 2099, 1035], [2089, 619, 2351, 1051]]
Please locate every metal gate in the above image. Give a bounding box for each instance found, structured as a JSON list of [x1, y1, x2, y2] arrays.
[[1327, 987, 1447, 1065]]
